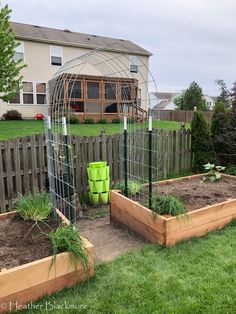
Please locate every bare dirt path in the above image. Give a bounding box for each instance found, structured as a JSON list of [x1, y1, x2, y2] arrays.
[[77, 212, 143, 264]]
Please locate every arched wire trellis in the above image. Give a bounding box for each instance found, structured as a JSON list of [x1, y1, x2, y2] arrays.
[[46, 43, 158, 223]]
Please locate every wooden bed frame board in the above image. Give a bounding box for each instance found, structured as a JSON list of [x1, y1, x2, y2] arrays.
[[110, 174, 236, 246], [0, 210, 94, 313]]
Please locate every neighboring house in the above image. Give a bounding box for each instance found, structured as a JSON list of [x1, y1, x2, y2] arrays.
[[150, 92, 179, 110], [204, 95, 216, 110], [0, 22, 151, 120], [150, 92, 216, 111]]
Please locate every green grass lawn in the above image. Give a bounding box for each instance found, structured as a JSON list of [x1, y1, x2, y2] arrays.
[[21, 222, 236, 314], [0, 119, 190, 141]]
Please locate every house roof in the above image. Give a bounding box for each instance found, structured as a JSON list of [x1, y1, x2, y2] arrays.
[[11, 22, 152, 56], [152, 92, 180, 100], [154, 100, 170, 110]]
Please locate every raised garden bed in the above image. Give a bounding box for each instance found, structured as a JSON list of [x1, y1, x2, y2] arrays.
[[110, 174, 236, 246], [0, 210, 94, 313]]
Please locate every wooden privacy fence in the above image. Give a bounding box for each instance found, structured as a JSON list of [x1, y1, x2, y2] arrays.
[[154, 110, 213, 123], [0, 129, 192, 212]]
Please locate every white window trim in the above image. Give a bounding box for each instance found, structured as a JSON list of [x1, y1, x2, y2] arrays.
[[22, 81, 35, 105], [8, 82, 47, 106], [129, 55, 139, 73], [35, 82, 47, 105], [14, 41, 25, 63], [50, 45, 63, 66]]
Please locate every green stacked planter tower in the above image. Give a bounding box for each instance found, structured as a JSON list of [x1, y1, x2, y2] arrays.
[[87, 161, 110, 205]]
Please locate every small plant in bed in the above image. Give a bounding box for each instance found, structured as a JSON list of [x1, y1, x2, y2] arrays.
[[201, 163, 226, 183], [49, 225, 88, 273], [112, 180, 143, 196], [151, 193, 187, 216], [16, 191, 52, 221]]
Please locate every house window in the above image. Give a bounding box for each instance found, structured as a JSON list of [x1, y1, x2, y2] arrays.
[[36, 83, 46, 104], [68, 81, 82, 99], [9, 93, 20, 104], [121, 83, 132, 100], [13, 42, 24, 62], [103, 102, 118, 113], [137, 88, 142, 107], [105, 82, 116, 99], [87, 82, 100, 99], [50, 46, 62, 66], [23, 82, 34, 104], [129, 55, 138, 73], [86, 102, 101, 113], [70, 101, 84, 112]]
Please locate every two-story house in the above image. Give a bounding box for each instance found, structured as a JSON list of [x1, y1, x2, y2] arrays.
[[0, 22, 151, 120]]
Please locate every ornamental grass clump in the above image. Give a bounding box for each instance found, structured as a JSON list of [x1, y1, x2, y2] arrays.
[[49, 225, 88, 273], [151, 193, 187, 217], [17, 191, 52, 221]]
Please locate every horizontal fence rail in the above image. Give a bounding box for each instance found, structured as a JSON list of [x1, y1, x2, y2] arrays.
[[0, 129, 192, 212], [154, 109, 213, 123]]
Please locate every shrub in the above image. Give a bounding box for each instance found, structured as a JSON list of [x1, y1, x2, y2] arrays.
[[98, 118, 108, 124], [49, 225, 88, 273], [68, 113, 80, 124], [2, 110, 22, 120], [112, 118, 121, 124], [226, 166, 236, 176], [16, 191, 52, 221], [84, 118, 95, 124], [211, 104, 236, 166], [210, 101, 228, 136], [191, 110, 215, 171], [151, 193, 187, 216]]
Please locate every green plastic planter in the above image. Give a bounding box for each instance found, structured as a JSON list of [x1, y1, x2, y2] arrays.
[[100, 192, 109, 204], [103, 179, 110, 191], [88, 180, 94, 193], [87, 161, 110, 205], [89, 161, 107, 168], [91, 193, 99, 205], [87, 168, 99, 181], [94, 181, 103, 193], [98, 167, 107, 180]]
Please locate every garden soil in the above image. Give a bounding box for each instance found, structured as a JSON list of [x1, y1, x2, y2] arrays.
[[0, 216, 58, 269], [156, 177, 236, 211]]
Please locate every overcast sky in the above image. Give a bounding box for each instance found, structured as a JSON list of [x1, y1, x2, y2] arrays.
[[3, 0, 236, 95]]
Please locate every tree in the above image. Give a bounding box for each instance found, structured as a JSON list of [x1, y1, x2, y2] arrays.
[[215, 79, 230, 107], [230, 81, 236, 98], [191, 110, 215, 171], [173, 82, 207, 111], [210, 100, 229, 136], [183, 81, 207, 111], [0, 5, 26, 102], [173, 91, 185, 109]]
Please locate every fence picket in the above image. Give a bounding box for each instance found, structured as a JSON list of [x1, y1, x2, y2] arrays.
[[0, 129, 192, 212]]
